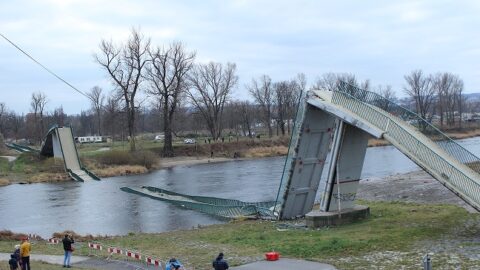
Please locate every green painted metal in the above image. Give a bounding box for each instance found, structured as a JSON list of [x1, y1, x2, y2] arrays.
[[5, 143, 38, 153], [67, 169, 84, 182], [122, 83, 480, 219], [332, 82, 480, 211], [40, 125, 100, 182], [121, 186, 277, 219]]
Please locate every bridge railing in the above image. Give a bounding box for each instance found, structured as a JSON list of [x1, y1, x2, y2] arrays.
[[331, 86, 480, 208], [335, 81, 480, 174]]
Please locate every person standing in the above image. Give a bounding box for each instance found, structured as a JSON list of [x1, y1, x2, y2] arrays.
[[212, 252, 229, 270], [9, 254, 18, 270], [13, 245, 21, 269], [62, 234, 75, 268], [20, 237, 31, 270]]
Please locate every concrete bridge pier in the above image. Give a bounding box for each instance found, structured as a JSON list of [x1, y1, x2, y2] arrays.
[[306, 120, 370, 227]]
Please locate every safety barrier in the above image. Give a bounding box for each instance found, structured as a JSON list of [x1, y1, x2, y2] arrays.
[[107, 247, 123, 255], [145, 256, 161, 267], [22, 234, 164, 269], [86, 241, 164, 269], [126, 250, 142, 260]]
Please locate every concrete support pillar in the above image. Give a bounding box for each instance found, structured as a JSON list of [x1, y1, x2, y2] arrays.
[[322, 123, 369, 212]]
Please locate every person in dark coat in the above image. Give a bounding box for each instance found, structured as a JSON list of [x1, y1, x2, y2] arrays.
[[212, 252, 229, 270], [62, 234, 75, 268], [9, 254, 18, 270], [13, 245, 21, 269]]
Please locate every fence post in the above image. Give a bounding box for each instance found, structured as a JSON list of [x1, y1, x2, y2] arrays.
[[423, 254, 432, 270]]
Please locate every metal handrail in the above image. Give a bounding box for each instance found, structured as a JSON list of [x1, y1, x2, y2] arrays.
[[331, 88, 480, 208], [337, 81, 480, 173]]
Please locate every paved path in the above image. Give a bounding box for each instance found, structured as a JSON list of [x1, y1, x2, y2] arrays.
[[0, 156, 17, 162], [0, 253, 154, 270], [2, 253, 336, 270], [0, 252, 89, 265], [231, 258, 336, 270]]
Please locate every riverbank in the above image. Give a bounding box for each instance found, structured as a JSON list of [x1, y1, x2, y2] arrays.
[[2, 130, 480, 186], [1, 169, 480, 269], [0, 201, 478, 269]]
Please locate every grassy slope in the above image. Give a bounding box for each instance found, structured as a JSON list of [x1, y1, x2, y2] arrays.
[[1, 201, 479, 269]]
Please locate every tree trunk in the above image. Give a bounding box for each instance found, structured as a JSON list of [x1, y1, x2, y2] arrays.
[[163, 106, 174, 157], [128, 105, 136, 152]]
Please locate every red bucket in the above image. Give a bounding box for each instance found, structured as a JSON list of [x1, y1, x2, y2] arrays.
[[265, 251, 280, 261]]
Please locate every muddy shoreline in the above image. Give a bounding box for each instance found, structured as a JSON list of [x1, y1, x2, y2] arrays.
[[357, 170, 477, 212]]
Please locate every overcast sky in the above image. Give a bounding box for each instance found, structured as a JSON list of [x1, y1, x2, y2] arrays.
[[1, 0, 480, 114]]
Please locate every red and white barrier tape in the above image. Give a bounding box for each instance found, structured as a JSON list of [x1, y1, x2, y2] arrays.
[[88, 242, 103, 250], [107, 247, 123, 255], [126, 250, 142, 260], [145, 256, 161, 267]]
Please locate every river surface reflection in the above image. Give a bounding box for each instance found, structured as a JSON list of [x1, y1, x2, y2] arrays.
[[1, 137, 479, 237]]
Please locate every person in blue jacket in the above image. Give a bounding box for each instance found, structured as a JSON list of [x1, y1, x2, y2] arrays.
[[166, 258, 183, 270]]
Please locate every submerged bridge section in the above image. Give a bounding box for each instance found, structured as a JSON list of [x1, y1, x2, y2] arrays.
[[277, 82, 480, 219], [40, 126, 99, 182], [5, 143, 39, 153]]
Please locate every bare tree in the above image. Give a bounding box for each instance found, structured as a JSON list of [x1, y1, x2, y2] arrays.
[[452, 76, 465, 128], [374, 84, 397, 111], [30, 91, 48, 143], [403, 70, 434, 121], [95, 28, 151, 151], [147, 42, 195, 157], [240, 101, 255, 137], [273, 81, 291, 136], [87, 86, 105, 135], [432, 72, 465, 127], [285, 74, 304, 134], [52, 106, 66, 127], [103, 95, 121, 140], [311, 72, 338, 91], [188, 62, 238, 140], [0, 102, 6, 136], [311, 72, 359, 91], [248, 75, 274, 137]]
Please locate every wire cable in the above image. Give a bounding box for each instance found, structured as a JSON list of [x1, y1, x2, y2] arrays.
[[0, 32, 91, 100]]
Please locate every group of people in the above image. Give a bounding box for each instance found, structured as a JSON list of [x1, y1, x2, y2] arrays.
[[8, 236, 227, 270], [165, 252, 229, 270], [8, 237, 31, 270], [7, 234, 74, 270]]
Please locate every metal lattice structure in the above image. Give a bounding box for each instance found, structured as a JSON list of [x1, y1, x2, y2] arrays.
[[123, 83, 480, 219]]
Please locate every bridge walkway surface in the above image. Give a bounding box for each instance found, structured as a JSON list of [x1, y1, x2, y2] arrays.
[[40, 126, 99, 182], [307, 83, 480, 211]]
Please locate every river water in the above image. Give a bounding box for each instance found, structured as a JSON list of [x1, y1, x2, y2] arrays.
[[1, 137, 480, 237]]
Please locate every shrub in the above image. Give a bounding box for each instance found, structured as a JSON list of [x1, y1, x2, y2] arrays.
[[95, 150, 159, 169]]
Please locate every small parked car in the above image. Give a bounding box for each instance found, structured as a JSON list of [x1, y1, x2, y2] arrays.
[[184, 138, 196, 144]]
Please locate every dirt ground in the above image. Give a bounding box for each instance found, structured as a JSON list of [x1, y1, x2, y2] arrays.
[[357, 170, 477, 212]]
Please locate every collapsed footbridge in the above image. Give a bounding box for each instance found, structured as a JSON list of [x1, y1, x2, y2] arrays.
[[40, 126, 99, 182], [123, 82, 480, 220], [278, 82, 480, 220]]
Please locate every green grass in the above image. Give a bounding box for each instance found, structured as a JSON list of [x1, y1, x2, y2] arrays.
[[1, 201, 478, 269], [0, 157, 9, 175]]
